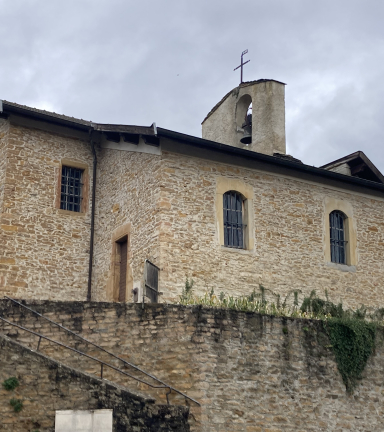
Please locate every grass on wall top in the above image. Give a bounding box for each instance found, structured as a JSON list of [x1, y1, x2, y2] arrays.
[[179, 280, 381, 393]]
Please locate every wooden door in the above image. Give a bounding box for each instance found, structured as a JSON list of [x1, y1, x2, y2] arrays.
[[118, 238, 128, 302]]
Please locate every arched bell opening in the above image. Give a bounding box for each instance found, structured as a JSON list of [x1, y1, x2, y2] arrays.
[[235, 94, 252, 145], [241, 103, 252, 145]]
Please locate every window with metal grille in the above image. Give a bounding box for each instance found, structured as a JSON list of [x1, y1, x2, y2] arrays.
[[60, 166, 83, 212], [330, 210, 347, 264], [223, 191, 246, 249]]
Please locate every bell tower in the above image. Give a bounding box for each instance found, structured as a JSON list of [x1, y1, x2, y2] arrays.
[[201, 79, 286, 156]]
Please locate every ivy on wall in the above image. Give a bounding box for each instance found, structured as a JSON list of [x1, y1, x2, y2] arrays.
[[299, 290, 377, 393], [180, 281, 380, 394], [326, 318, 376, 393]]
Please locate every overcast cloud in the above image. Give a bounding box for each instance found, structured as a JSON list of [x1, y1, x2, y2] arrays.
[[1, 0, 384, 171]]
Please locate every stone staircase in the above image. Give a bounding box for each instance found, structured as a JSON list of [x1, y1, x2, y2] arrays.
[[0, 298, 198, 431], [0, 333, 190, 432]]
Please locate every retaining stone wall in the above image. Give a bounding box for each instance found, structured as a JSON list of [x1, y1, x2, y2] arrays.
[[0, 333, 190, 432], [1, 300, 384, 431]]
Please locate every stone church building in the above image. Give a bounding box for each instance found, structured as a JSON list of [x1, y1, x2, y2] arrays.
[[1, 79, 384, 309]]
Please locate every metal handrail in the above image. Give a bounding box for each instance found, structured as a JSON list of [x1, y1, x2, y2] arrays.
[[0, 316, 169, 389], [2, 297, 200, 406]]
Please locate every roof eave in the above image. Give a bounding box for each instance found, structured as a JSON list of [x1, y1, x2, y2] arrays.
[[157, 128, 384, 193], [321, 150, 384, 184], [0, 102, 157, 138], [2, 100, 383, 194], [1, 101, 92, 131]]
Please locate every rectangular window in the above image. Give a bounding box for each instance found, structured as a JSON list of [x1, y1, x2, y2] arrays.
[[60, 166, 83, 212]]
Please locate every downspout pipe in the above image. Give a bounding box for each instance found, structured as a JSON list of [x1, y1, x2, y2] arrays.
[[87, 127, 97, 302]]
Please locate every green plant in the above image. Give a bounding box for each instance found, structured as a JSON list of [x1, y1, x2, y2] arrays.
[[326, 318, 376, 393], [179, 283, 382, 394], [2, 377, 19, 391], [300, 290, 377, 391], [276, 294, 281, 308], [259, 285, 266, 305], [179, 278, 194, 303], [300, 290, 343, 318], [282, 289, 302, 308], [371, 307, 384, 321], [9, 398, 23, 413], [294, 290, 299, 307]]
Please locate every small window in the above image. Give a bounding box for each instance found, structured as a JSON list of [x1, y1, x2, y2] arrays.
[[60, 166, 84, 212], [223, 191, 246, 248], [330, 210, 347, 264]]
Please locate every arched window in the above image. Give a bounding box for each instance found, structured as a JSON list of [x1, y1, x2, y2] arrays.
[[223, 191, 246, 248], [330, 210, 347, 264]]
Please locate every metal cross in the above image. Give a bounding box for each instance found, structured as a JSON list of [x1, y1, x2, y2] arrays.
[[234, 50, 250, 84]]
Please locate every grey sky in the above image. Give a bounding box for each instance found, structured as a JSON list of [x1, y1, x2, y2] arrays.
[[1, 0, 384, 171]]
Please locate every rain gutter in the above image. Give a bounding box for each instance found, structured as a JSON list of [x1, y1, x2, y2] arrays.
[[1, 100, 98, 301], [87, 126, 97, 302]]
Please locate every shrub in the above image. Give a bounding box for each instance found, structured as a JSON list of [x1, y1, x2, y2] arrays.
[[10, 398, 23, 413], [2, 377, 19, 391]]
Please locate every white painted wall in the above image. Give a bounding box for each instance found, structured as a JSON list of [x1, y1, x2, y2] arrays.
[[55, 410, 113, 432]]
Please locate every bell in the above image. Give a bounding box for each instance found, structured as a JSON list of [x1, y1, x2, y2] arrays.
[[240, 113, 252, 145], [240, 125, 252, 144]]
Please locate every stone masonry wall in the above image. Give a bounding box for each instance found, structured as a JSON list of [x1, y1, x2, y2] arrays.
[[0, 333, 189, 432], [1, 300, 384, 432], [158, 150, 384, 309], [0, 119, 9, 215], [0, 122, 93, 300], [3, 119, 384, 310], [93, 148, 162, 301]]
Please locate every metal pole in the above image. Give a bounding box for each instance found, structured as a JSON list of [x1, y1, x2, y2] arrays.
[[87, 128, 97, 302], [241, 53, 243, 83]]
